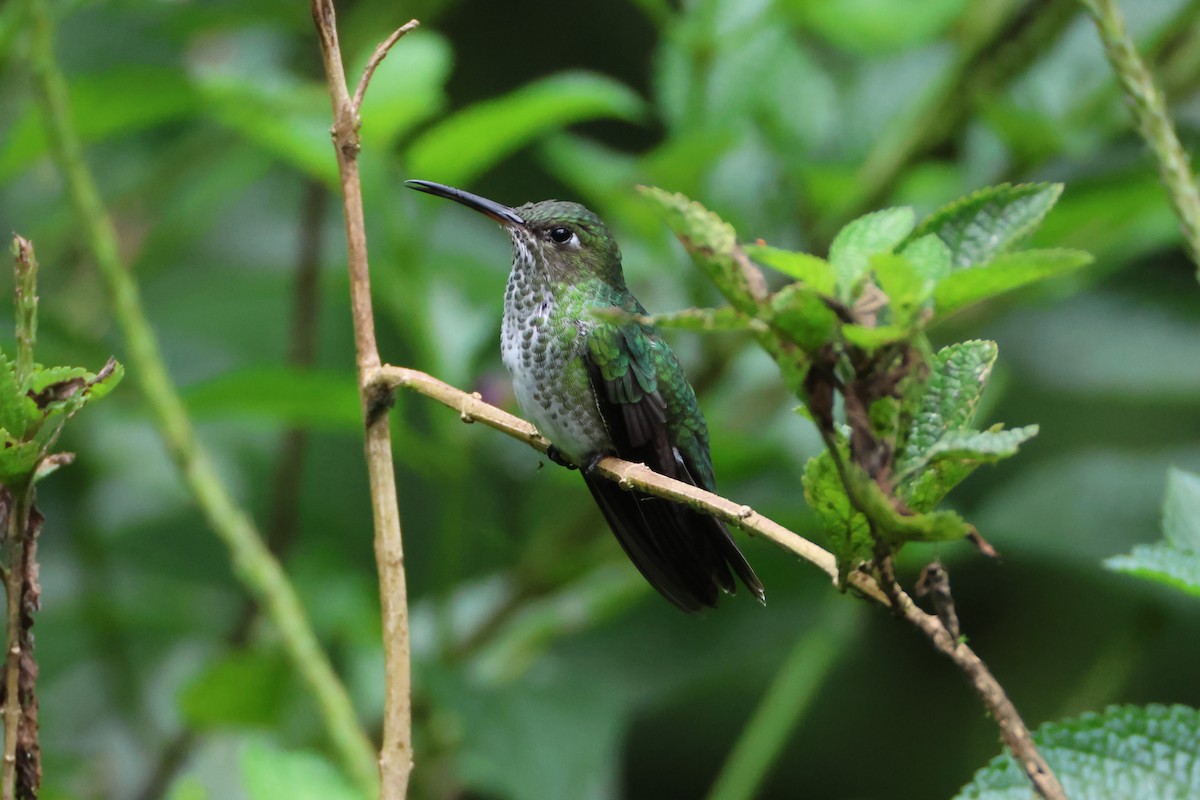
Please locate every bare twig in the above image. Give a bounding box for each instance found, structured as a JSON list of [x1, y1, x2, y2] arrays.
[[311, 3, 418, 797], [1082, 0, 1200, 280], [352, 19, 421, 115], [374, 363, 1064, 800], [22, 0, 377, 792]]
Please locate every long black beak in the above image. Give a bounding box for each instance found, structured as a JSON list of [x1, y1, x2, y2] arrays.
[[405, 180, 525, 226]]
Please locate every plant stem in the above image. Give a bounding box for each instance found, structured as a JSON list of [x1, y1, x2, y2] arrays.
[[1, 490, 24, 800], [311, 4, 419, 797], [11, 238, 36, 389], [1082, 0, 1200, 280], [22, 1, 378, 792], [706, 601, 859, 800]]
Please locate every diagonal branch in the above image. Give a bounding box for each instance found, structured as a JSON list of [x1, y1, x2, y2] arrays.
[[373, 363, 1065, 800]]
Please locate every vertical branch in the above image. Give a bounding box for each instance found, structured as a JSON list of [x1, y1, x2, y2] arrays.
[[311, 3, 419, 797], [1083, 0, 1200, 279], [21, 0, 378, 792], [2, 489, 23, 800]]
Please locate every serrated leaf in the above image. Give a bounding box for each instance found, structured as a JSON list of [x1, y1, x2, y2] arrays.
[[84, 360, 124, 404], [955, 704, 1200, 800], [934, 249, 1094, 316], [770, 283, 839, 351], [1106, 544, 1200, 597], [829, 206, 915, 295], [1106, 468, 1200, 596], [637, 186, 759, 312], [746, 245, 836, 293], [923, 425, 1039, 462], [409, 72, 645, 186], [1162, 467, 1200, 550], [240, 739, 364, 800], [901, 340, 997, 465], [0, 352, 37, 440], [30, 365, 91, 393], [803, 449, 872, 586], [912, 182, 1063, 269], [0, 437, 42, 487]]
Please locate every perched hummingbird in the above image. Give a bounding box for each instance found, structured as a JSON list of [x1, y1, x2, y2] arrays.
[[406, 180, 764, 612]]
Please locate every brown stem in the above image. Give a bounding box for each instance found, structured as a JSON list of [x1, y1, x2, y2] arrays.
[[1, 491, 20, 800], [311, 4, 419, 797], [1, 490, 40, 800]]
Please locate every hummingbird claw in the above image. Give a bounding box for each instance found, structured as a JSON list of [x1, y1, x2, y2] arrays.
[[546, 445, 578, 470], [581, 452, 606, 476]]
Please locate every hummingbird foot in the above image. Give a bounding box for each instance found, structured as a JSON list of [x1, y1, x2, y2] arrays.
[[581, 451, 608, 476], [546, 444, 578, 470]]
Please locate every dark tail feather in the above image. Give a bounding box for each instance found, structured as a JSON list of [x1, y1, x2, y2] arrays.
[[583, 474, 764, 613]]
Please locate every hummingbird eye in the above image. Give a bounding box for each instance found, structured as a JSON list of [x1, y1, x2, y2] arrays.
[[548, 226, 575, 244]]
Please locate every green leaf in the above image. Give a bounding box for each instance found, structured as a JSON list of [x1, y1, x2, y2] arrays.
[[923, 425, 1039, 463], [933, 249, 1094, 316], [871, 252, 933, 327], [240, 739, 364, 800], [746, 245, 836, 293], [1106, 543, 1200, 598], [0, 66, 198, 179], [901, 340, 997, 463], [0, 352, 37, 440], [199, 77, 337, 186], [183, 368, 361, 432], [355, 31, 451, 149], [1106, 468, 1200, 596], [912, 183, 1063, 269], [841, 323, 906, 349], [769, 284, 839, 351], [899, 233, 952, 281], [828, 206, 915, 296], [802, 450, 871, 587], [1162, 467, 1200, 550], [408, 72, 645, 186], [0, 438, 42, 487], [787, 0, 967, 55], [955, 704, 1200, 800], [181, 651, 291, 728]]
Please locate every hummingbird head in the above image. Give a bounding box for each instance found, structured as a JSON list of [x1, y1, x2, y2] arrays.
[[406, 180, 624, 287]]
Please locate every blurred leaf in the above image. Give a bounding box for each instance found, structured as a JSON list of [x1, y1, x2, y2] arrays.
[[899, 233, 952, 281], [355, 31, 452, 148], [181, 651, 290, 728], [841, 322, 906, 349], [183, 367, 361, 432], [828, 206, 915, 295], [426, 668, 625, 800], [769, 283, 838, 350], [0, 66, 198, 179], [933, 249, 1093, 316], [955, 705, 1200, 800], [747, 245, 836, 293], [786, 0, 968, 54], [408, 72, 646, 186], [1106, 468, 1200, 597], [871, 252, 932, 327], [0, 437, 42, 487], [0, 351, 36, 440], [166, 775, 208, 800], [240, 738, 364, 800], [198, 77, 337, 186], [912, 183, 1063, 269]]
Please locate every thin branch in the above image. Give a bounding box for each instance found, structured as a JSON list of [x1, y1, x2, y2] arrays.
[[1082, 0, 1200, 280], [374, 363, 1065, 800], [21, 0, 378, 793], [311, 2, 417, 797], [2, 490, 24, 800], [352, 20, 421, 115]]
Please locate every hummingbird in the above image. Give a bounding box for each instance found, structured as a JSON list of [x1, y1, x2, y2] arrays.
[[406, 180, 764, 612]]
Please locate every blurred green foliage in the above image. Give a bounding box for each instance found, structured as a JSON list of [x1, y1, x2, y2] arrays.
[[1, 0, 1199, 798]]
